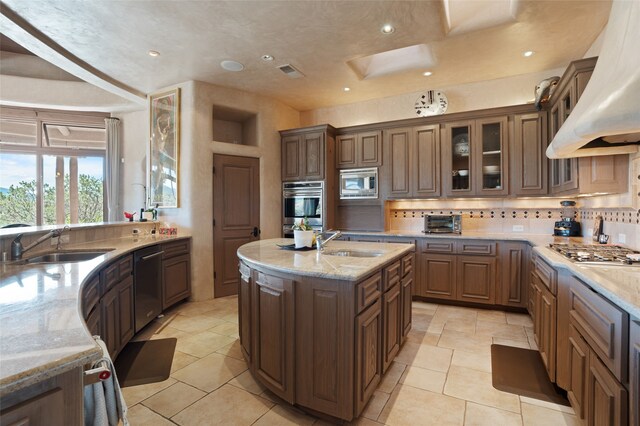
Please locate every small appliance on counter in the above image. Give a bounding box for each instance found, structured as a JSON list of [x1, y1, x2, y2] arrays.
[[554, 200, 581, 237], [423, 214, 462, 234]]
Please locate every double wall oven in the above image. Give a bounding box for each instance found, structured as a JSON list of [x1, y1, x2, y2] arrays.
[[282, 181, 324, 237]]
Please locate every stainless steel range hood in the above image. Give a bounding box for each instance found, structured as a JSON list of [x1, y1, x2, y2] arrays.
[[546, 0, 640, 159]]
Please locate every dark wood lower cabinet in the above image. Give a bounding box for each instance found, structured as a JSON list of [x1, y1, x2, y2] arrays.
[[355, 300, 382, 414], [401, 275, 413, 339], [382, 283, 401, 373], [101, 285, 119, 358], [117, 276, 135, 348], [253, 271, 295, 403], [456, 256, 496, 305], [85, 304, 101, 337], [239, 264, 252, 363], [587, 351, 628, 426], [631, 319, 640, 426], [538, 282, 556, 381], [162, 253, 191, 310], [420, 253, 456, 300], [567, 325, 589, 419], [499, 242, 529, 308]]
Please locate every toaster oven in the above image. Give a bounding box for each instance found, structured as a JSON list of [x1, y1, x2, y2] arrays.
[[423, 214, 462, 234]]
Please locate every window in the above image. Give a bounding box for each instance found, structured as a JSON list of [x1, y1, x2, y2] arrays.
[[0, 110, 107, 227]]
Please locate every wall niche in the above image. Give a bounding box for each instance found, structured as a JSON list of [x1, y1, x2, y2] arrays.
[[212, 105, 257, 146]]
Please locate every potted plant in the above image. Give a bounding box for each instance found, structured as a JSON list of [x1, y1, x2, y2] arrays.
[[292, 217, 315, 248]]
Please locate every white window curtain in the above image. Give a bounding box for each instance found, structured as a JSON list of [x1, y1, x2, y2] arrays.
[[105, 117, 121, 222]]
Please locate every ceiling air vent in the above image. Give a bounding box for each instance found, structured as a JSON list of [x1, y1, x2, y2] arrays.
[[278, 64, 304, 79]]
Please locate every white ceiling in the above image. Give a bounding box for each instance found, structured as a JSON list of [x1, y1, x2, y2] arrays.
[[1, 0, 611, 112]]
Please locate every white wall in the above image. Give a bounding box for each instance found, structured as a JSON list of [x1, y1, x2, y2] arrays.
[[119, 81, 299, 300], [114, 109, 147, 215]]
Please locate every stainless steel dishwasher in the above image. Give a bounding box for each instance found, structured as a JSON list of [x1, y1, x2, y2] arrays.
[[134, 245, 163, 332]]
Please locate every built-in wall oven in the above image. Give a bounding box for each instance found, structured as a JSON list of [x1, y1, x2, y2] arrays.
[[282, 181, 324, 237]]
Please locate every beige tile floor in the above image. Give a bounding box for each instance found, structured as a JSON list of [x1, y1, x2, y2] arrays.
[[121, 297, 579, 425]]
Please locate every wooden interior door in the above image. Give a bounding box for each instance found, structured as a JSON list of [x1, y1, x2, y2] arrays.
[[213, 154, 260, 297]]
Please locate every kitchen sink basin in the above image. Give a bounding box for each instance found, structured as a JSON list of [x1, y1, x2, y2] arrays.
[[24, 250, 112, 264], [323, 250, 384, 258]]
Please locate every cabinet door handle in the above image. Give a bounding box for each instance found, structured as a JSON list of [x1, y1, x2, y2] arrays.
[[251, 227, 260, 237], [141, 251, 164, 261]]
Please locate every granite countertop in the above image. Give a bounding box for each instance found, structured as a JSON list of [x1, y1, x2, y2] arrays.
[[340, 230, 640, 318], [0, 233, 191, 396], [237, 238, 414, 281]]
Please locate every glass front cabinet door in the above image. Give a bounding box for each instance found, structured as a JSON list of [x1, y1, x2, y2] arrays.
[[443, 117, 508, 197]]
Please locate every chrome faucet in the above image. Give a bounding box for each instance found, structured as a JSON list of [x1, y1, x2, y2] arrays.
[[316, 230, 342, 253], [11, 226, 70, 260]]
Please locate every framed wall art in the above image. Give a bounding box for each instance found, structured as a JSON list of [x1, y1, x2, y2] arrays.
[[148, 88, 180, 208]]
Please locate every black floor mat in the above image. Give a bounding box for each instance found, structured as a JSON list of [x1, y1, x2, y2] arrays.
[[114, 338, 177, 388], [491, 344, 570, 406]]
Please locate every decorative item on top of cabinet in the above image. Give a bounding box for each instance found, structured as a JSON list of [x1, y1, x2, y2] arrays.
[[336, 130, 382, 168], [442, 117, 509, 197], [280, 124, 335, 182], [382, 124, 440, 199], [162, 239, 191, 310]]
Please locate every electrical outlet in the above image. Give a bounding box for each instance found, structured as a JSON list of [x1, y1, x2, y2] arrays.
[[618, 233, 626, 244], [587, 228, 594, 237], [512, 225, 524, 232]]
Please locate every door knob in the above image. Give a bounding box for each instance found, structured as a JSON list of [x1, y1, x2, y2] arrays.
[[251, 227, 260, 237]]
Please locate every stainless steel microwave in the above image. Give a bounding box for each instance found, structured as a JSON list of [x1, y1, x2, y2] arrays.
[[339, 168, 378, 199], [424, 214, 462, 234]]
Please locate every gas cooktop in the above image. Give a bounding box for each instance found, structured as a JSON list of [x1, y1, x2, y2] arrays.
[[549, 244, 640, 266]]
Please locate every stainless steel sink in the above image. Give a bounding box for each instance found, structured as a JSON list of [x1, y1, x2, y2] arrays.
[[24, 250, 112, 264], [323, 250, 384, 258]]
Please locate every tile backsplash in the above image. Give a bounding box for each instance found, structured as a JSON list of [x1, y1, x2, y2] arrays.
[[388, 207, 639, 248]]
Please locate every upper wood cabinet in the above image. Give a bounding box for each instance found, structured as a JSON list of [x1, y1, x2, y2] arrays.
[[281, 125, 335, 182], [442, 117, 509, 197], [383, 124, 440, 198], [512, 112, 548, 196], [336, 130, 382, 168], [548, 57, 629, 196]]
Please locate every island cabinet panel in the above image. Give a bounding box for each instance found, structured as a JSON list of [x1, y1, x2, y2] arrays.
[[239, 263, 252, 363], [295, 276, 353, 419], [355, 299, 382, 415], [382, 282, 401, 373], [456, 256, 496, 305], [253, 272, 295, 403], [499, 242, 529, 308], [356, 272, 381, 314], [420, 253, 456, 300]]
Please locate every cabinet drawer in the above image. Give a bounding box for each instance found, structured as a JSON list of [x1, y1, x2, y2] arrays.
[[534, 256, 557, 294], [117, 255, 133, 280], [383, 261, 401, 292], [568, 276, 628, 381], [82, 274, 100, 318], [162, 239, 190, 259], [401, 254, 413, 278], [356, 272, 381, 314], [457, 240, 496, 256], [422, 240, 455, 253], [102, 262, 119, 293]]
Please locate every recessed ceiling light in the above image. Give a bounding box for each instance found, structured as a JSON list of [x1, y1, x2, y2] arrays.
[[381, 24, 395, 34], [220, 60, 245, 72], [148, 50, 160, 57], [423, 71, 433, 76], [261, 54, 274, 61], [343, 87, 351, 92], [523, 50, 535, 57]]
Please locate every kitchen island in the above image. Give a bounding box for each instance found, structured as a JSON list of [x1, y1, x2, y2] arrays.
[[237, 238, 415, 421]]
